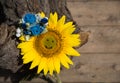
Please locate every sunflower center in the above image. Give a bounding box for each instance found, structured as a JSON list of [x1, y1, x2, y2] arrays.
[[35, 29, 62, 57], [43, 35, 57, 49]]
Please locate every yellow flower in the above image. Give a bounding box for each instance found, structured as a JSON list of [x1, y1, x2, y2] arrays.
[[17, 12, 81, 75]]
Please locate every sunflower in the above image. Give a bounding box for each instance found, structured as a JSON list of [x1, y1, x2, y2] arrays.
[[17, 12, 81, 75]]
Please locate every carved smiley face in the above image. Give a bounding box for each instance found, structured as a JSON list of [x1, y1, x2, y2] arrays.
[[43, 36, 57, 49]]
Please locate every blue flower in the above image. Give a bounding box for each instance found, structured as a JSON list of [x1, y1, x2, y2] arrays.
[[41, 17, 48, 24], [29, 24, 45, 36], [23, 13, 36, 24]]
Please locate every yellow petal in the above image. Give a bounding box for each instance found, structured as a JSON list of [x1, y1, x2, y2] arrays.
[[17, 42, 34, 54], [69, 34, 80, 46], [22, 51, 36, 64], [56, 15, 66, 31], [57, 15, 65, 25], [19, 36, 25, 41], [21, 47, 33, 55], [30, 55, 41, 69], [62, 54, 73, 65], [63, 34, 80, 47], [22, 51, 33, 59], [47, 58, 54, 75], [23, 59, 31, 64], [48, 13, 55, 29], [53, 56, 60, 74], [62, 26, 75, 35], [17, 42, 32, 48], [37, 57, 47, 74], [44, 62, 48, 75], [64, 22, 73, 29], [53, 12, 58, 26], [64, 47, 80, 56], [58, 53, 69, 69], [40, 12, 45, 18]]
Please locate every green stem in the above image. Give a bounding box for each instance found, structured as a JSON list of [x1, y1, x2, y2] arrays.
[[54, 72, 62, 83]]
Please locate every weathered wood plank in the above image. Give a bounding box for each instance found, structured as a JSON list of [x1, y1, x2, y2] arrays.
[[67, 0, 120, 2], [78, 26, 120, 53], [67, 1, 120, 26], [60, 54, 120, 82]]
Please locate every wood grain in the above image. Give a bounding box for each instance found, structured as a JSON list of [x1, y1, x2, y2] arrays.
[[78, 26, 120, 53], [64, 0, 120, 82], [67, 0, 120, 2], [67, 1, 120, 26], [59, 54, 120, 82]]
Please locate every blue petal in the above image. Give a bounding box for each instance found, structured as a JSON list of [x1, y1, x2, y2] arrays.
[[41, 18, 48, 24], [23, 13, 36, 24], [29, 24, 45, 36]]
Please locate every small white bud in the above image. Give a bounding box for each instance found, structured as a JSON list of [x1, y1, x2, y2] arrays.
[[35, 14, 42, 23], [26, 23, 30, 27], [22, 18, 25, 23], [41, 28, 48, 34], [25, 35, 30, 41], [45, 23, 48, 26], [16, 28, 21, 33], [16, 33, 21, 37]]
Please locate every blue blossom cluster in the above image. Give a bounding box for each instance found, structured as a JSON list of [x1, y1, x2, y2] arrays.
[[16, 13, 48, 40]]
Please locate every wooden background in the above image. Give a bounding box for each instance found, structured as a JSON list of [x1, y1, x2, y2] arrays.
[[1, 0, 120, 82], [60, 0, 120, 82]]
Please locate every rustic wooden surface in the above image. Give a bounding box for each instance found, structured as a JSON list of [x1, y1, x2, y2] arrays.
[[1, 0, 120, 82], [60, 0, 120, 82]]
